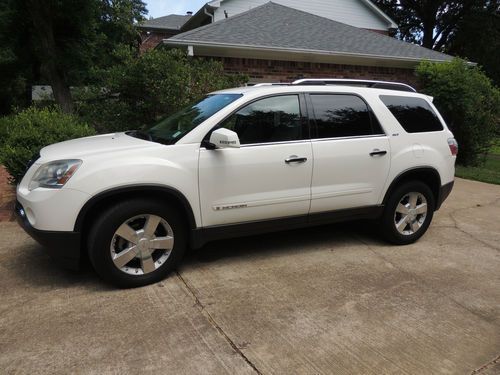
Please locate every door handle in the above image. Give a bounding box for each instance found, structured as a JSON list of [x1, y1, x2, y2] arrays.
[[369, 149, 387, 157], [285, 156, 308, 164]]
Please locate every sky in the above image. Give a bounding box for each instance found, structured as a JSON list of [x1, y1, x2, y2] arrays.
[[144, 0, 208, 18]]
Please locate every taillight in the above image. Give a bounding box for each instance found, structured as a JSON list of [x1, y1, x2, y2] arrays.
[[448, 138, 458, 156]]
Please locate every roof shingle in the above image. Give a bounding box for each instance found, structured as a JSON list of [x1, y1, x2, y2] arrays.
[[139, 14, 191, 30], [167, 2, 453, 62]]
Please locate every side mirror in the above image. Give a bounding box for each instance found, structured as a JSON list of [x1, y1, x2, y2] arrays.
[[208, 128, 241, 149]]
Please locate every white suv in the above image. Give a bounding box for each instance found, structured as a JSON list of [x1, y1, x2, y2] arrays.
[[16, 79, 457, 287]]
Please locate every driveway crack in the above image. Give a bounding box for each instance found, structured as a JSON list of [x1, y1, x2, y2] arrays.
[[435, 195, 500, 252], [447, 211, 499, 252], [471, 353, 500, 374], [175, 270, 263, 375]]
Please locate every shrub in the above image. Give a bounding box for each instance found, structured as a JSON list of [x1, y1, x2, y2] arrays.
[[416, 59, 500, 166], [0, 106, 95, 183], [76, 48, 247, 133]]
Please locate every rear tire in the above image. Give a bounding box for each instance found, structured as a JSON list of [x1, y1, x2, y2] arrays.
[[88, 198, 187, 288], [380, 181, 435, 245]]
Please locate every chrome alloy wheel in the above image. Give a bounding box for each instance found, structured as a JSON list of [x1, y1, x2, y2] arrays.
[[393, 192, 428, 236], [110, 214, 174, 275]]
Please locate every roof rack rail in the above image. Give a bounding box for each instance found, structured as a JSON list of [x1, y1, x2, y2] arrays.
[[252, 83, 290, 87], [292, 79, 417, 93]]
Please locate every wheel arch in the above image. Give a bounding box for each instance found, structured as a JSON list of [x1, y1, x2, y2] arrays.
[[382, 167, 442, 210], [74, 185, 198, 240]]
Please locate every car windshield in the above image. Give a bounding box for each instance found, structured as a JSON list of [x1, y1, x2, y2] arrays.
[[146, 94, 242, 145]]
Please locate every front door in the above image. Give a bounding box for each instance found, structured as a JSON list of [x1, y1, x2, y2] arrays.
[[199, 94, 313, 227]]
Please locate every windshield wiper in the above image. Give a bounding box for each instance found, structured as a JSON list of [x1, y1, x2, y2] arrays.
[[126, 130, 174, 145], [125, 130, 153, 142]]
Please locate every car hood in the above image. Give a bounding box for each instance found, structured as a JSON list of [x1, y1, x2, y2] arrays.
[[40, 132, 159, 160]]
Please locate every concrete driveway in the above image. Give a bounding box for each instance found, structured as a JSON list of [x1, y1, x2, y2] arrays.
[[0, 178, 499, 375]]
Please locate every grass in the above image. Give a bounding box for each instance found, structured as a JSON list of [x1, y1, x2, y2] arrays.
[[455, 139, 500, 185], [490, 139, 500, 155]]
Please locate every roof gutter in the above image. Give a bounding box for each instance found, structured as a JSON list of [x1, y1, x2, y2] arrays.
[[163, 39, 453, 65]]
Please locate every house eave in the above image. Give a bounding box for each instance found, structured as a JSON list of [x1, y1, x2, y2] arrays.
[[137, 25, 180, 31], [181, 4, 216, 31], [163, 39, 452, 69], [359, 0, 398, 29], [208, 0, 398, 29]]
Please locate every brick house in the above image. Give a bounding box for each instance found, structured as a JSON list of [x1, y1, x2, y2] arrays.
[[141, 0, 454, 85], [137, 14, 192, 53]]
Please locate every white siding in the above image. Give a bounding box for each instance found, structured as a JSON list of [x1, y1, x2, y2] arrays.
[[211, 0, 389, 30]]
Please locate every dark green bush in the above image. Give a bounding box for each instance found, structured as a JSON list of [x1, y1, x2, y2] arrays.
[[416, 59, 500, 166], [0, 106, 95, 183], [76, 48, 247, 133]]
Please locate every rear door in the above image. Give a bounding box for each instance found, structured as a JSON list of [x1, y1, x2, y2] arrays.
[[308, 93, 391, 213], [199, 94, 313, 227]]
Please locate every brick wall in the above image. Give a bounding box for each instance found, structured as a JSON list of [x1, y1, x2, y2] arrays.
[[212, 57, 418, 86], [0, 166, 15, 222], [140, 30, 179, 53]]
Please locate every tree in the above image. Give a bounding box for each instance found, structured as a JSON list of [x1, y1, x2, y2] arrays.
[[0, 0, 147, 114], [373, 1, 500, 84], [449, 1, 500, 85], [416, 59, 500, 165], [92, 0, 148, 71], [373, 0, 477, 50], [27, 0, 75, 113], [0, 0, 34, 114], [76, 48, 248, 133]]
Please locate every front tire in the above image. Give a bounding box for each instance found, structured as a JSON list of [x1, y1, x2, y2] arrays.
[[88, 198, 187, 288], [380, 181, 435, 245]]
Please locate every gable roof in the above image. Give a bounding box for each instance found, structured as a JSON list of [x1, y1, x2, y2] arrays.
[[207, 0, 398, 29], [165, 2, 453, 66], [138, 14, 192, 31]]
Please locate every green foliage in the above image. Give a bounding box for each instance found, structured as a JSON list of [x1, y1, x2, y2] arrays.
[[373, 1, 499, 85], [416, 59, 500, 166], [0, 0, 33, 114], [449, 2, 500, 86], [490, 138, 500, 155], [72, 0, 147, 81], [0, 0, 147, 115], [0, 107, 95, 183], [372, 0, 477, 49], [76, 48, 247, 133], [456, 155, 500, 185]]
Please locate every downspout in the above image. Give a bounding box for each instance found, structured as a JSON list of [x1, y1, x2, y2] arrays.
[[204, 6, 214, 22]]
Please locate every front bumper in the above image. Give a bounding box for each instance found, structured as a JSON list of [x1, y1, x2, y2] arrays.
[[15, 201, 81, 270]]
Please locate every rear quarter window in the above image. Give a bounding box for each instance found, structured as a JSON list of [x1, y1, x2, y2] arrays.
[[380, 95, 444, 133]]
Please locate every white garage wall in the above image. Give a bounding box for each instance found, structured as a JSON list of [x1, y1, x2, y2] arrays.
[[209, 0, 390, 30]]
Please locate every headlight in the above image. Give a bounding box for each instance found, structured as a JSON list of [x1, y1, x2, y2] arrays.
[[29, 159, 82, 190]]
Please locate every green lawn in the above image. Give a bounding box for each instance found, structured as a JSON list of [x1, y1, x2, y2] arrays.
[[490, 140, 500, 155], [455, 140, 500, 185]]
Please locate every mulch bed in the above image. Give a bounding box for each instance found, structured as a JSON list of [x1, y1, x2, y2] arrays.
[[0, 166, 15, 222]]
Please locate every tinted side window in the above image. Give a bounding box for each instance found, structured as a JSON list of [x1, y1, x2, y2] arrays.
[[380, 95, 444, 133], [220, 95, 304, 145], [310, 95, 380, 138]]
